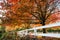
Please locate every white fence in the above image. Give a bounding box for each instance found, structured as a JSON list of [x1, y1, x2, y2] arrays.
[[17, 22, 60, 38]]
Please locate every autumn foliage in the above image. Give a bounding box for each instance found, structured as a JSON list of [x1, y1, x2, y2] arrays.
[[1, 0, 60, 31]]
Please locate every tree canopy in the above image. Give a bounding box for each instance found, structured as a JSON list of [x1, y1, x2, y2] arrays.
[[0, 0, 60, 31]]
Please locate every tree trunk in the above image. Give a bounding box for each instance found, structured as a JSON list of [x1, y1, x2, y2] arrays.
[[42, 22, 46, 38], [43, 28, 46, 33], [42, 22, 46, 33]]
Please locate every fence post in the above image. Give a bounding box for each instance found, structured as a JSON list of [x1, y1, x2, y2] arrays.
[[25, 30, 28, 35], [34, 28, 37, 36]]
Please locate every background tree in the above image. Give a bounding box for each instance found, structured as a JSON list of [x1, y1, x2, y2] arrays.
[[28, 0, 59, 33], [1, 0, 33, 31]]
